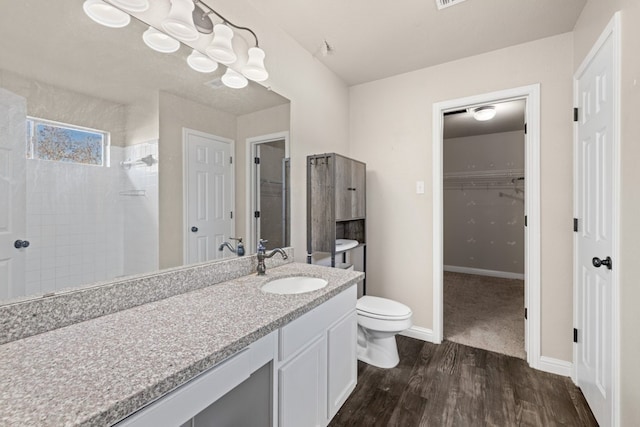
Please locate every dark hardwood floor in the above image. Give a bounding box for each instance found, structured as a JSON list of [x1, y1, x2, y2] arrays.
[[330, 336, 597, 426]]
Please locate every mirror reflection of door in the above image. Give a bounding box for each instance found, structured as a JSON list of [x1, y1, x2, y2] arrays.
[[184, 128, 235, 264], [250, 134, 290, 251]]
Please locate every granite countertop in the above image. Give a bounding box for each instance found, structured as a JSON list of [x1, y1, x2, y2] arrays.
[[0, 263, 364, 427]]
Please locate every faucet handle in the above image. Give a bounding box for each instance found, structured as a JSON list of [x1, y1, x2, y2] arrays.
[[258, 239, 268, 251], [230, 237, 243, 243]]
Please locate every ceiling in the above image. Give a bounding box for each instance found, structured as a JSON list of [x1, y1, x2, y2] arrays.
[[444, 99, 526, 139], [248, 0, 586, 86], [0, 1, 289, 116]]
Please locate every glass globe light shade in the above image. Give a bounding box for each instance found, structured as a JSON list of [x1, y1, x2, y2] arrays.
[[187, 50, 219, 73], [109, 0, 149, 12], [221, 68, 248, 89], [242, 47, 268, 81], [473, 106, 497, 121], [206, 24, 237, 65], [162, 0, 199, 42], [142, 27, 180, 53], [83, 0, 130, 28]]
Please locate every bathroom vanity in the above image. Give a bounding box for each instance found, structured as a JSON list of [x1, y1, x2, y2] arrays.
[[0, 255, 363, 426]]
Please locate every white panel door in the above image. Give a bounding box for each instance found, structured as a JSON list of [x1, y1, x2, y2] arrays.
[[0, 89, 27, 299], [185, 130, 233, 264], [575, 23, 616, 427]]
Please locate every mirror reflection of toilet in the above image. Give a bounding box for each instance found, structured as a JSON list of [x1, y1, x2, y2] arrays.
[[356, 296, 413, 368]]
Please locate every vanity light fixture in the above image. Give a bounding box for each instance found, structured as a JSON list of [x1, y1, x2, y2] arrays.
[[83, 0, 270, 88], [221, 68, 248, 89], [142, 27, 180, 53], [187, 49, 219, 73], [162, 0, 199, 42], [206, 24, 237, 64], [108, 0, 149, 13], [83, 0, 130, 28], [473, 106, 497, 121]]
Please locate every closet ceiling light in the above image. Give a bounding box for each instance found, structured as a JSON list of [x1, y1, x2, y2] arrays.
[[142, 27, 180, 53], [221, 68, 248, 89], [83, 0, 130, 28], [187, 50, 219, 73], [473, 106, 496, 121], [162, 0, 199, 42], [108, 0, 149, 13]]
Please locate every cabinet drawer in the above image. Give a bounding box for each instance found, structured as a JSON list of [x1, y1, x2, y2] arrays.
[[279, 285, 356, 361]]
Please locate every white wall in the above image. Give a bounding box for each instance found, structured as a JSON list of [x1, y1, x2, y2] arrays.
[[350, 33, 574, 361], [573, 1, 640, 424], [444, 131, 525, 276]]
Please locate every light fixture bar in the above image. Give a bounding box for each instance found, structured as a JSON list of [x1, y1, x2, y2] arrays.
[[193, 0, 260, 47]]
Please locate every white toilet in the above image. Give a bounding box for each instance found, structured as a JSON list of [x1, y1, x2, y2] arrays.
[[356, 296, 413, 369]]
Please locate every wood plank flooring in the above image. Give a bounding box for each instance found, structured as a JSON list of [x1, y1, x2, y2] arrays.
[[330, 337, 597, 427]]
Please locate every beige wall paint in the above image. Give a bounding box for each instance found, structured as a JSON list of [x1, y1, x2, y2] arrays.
[[125, 94, 159, 146], [158, 91, 237, 269], [213, 0, 351, 263], [349, 33, 574, 361], [236, 103, 291, 247], [573, 1, 640, 424], [444, 131, 525, 275]]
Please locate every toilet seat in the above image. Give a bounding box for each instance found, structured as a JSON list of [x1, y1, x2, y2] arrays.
[[357, 296, 412, 320]]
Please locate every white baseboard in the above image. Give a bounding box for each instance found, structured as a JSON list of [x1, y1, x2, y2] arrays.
[[537, 356, 573, 377], [400, 326, 435, 343], [444, 265, 525, 280]]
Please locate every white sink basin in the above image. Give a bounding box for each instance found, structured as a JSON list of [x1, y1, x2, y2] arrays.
[[261, 276, 328, 294]]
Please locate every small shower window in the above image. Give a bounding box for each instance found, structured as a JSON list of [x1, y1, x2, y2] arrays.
[[26, 117, 109, 166]]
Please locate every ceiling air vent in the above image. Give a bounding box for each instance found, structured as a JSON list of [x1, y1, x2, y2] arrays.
[[204, 78, 224, 90], [435, 0, 468, 10]]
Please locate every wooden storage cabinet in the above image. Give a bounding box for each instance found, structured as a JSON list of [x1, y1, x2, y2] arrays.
[[308, 153, 366, 277]]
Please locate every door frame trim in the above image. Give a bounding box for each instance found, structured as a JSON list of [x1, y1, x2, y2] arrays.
[[182, 127, 235, 265], [245, 131, 290, 252], [432, 84, 541, 368], [572, 12, 621, 426]]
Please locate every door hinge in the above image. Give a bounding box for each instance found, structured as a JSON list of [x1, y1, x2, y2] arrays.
[[524, 215, 528, 227], [524, 308, 528, 319], [254, 211, 260, 218], [573, 218, 578, 232], [230, 156, 233, 164], [254, 157, 260, 164], [573, 107, 579, 122], [524, 123, 527, 135], [573, 328, 578, 343], [230, 211, 233, 219]]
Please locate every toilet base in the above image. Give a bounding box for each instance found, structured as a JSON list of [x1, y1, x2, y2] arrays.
[[357, 327, 400, 369]]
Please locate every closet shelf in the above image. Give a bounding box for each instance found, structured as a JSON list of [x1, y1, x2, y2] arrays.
[[444, 169, 524, 190]]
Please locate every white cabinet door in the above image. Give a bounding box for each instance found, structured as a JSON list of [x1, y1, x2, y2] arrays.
[[278, 335, 327, 427], [327, 311, 357, 419]]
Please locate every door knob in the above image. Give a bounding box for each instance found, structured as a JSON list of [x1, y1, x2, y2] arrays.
[[191, 226, 198, 233], [592, 256, 612, 270], [14, 240, 30, 249]]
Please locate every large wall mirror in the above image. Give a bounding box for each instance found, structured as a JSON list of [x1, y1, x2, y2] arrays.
[[0, 0, 291, 304]]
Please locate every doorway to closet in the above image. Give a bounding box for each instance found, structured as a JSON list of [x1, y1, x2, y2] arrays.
[[442, 99, 526, 359], [432, 84, 541, 368]]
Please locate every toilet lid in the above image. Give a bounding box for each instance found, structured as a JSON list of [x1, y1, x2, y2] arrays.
[[357, 296, 412, 319]]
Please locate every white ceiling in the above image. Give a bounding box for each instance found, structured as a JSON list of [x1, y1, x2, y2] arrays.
[[0, 1, 289, 116], [249, 0, 586, 86]]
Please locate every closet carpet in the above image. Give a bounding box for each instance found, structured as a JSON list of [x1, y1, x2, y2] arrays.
[[444, 272, 525, 359]]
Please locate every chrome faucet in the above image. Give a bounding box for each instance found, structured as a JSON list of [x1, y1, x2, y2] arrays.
[[218, 237, 245, 256], [256, 239, 288, 275]]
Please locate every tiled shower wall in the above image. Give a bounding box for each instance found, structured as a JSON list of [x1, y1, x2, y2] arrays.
[[25, 142, 159, 295]]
